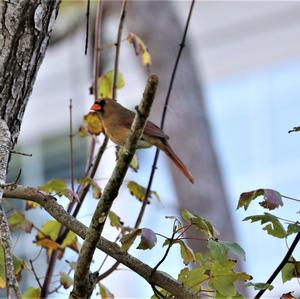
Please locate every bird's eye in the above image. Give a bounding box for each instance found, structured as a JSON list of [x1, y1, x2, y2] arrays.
[[99, 99, 106, 107]]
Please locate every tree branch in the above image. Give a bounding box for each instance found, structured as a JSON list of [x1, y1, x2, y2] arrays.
[[70, 74, 159, 298], [0, 120, 21, 299], [3, 184, 200, 299]]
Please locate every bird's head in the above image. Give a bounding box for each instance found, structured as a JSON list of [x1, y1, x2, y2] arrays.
[[90, 98, 109, 114]]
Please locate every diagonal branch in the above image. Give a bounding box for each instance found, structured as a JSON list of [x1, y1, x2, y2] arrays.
[[70, 74, 159, 298], [0, 120, 22, 299], [3, 184, 200, 299]]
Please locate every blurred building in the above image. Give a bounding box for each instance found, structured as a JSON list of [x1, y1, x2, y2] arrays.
[[8, 1, 300, 298]]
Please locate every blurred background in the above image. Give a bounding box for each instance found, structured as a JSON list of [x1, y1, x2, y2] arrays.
[[8, 1, 300, 298]]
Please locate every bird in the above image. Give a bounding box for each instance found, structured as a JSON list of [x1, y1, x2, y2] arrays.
[[90, 98, 194, 183]]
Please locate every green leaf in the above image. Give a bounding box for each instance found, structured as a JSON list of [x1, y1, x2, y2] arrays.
[[218, 241, 246, 261], [22, 287, 41, 299], [8, 212, 32, 233], [179, 240, 195, 265], [238, 189, 283, 211], [209, 272, 251, 297], [97, 70, 125, 98], [137, 228, 157, 250], [120, 229, 141, 252], [178, 267, 208, 292], [108, 211, 123, 229], [127, 181, 159, 203], [207, 240, 228, 264], [99, 282, 114, 299], [60, 271, 73, 289], [243, 213, 286, 238], [181, 209, 218, 238], [39, 179, 67, 194], [287, 223, 300, 236], [281, 257, 300, 283], [36, 220, 78, 251], [245, 282, 274, 291]]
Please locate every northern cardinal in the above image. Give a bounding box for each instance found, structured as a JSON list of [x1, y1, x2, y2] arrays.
[[90, 98, 194, 183]]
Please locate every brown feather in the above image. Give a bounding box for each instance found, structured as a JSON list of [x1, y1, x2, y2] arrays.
[[92, 98, 194, 183]]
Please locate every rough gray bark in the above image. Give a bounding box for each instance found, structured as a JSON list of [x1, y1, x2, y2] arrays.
[[0, 0, 61, 146], [0, 0, 61, 297], [126, 1, 236, 249], [0, 120, 21, 299]]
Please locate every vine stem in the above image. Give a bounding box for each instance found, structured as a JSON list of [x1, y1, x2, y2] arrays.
[[134, 0, 195, 229], [254, 232, 300, 298]]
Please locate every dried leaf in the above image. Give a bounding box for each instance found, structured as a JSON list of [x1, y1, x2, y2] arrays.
[[8, 212, 33, 233], [127, 33, 152, 71], [238, 189, 283, 211], [137, 228, 157, 250], [60, 271, 73, 289], [99, 282, 114, 299], [120, 229, 141, 252]]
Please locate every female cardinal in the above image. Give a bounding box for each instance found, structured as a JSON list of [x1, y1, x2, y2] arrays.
[[90, 98, 194, 183]]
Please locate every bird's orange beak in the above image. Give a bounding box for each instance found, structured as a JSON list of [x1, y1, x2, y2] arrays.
[[90, 103, 102, 111]]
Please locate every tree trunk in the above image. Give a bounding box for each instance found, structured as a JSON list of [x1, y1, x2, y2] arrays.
[[0, 0, 61, 146], [126, 1, 236, 250]]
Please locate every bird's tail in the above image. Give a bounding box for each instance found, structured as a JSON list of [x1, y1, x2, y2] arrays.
[[157, 141, 194, 184]]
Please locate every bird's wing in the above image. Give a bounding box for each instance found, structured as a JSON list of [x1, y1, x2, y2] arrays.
[[144, 120, 169, 140], [119, 110, 169, 140]]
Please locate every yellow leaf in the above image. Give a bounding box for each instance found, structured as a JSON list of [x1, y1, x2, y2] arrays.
[[127, 181, 159, 203], [97, 70, 125, 98], [35, 238, 61, 251], [83, 112, 103, 135], [23, 287, 41, 299], [25, 200, 40, 210], [127, 33, 152, 71]]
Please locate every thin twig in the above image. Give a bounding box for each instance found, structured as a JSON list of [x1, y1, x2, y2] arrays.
[[84, 0, 90, 55], [93, 0, 104, 100], [112, 0, 127, 101], [135, 0, 195, 229], [254, 232, 300, 298], [69, 99, 75, 193], [282, 194, 300, 203], [10, 150, 32, 157], [29, 259, 42, 289]]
